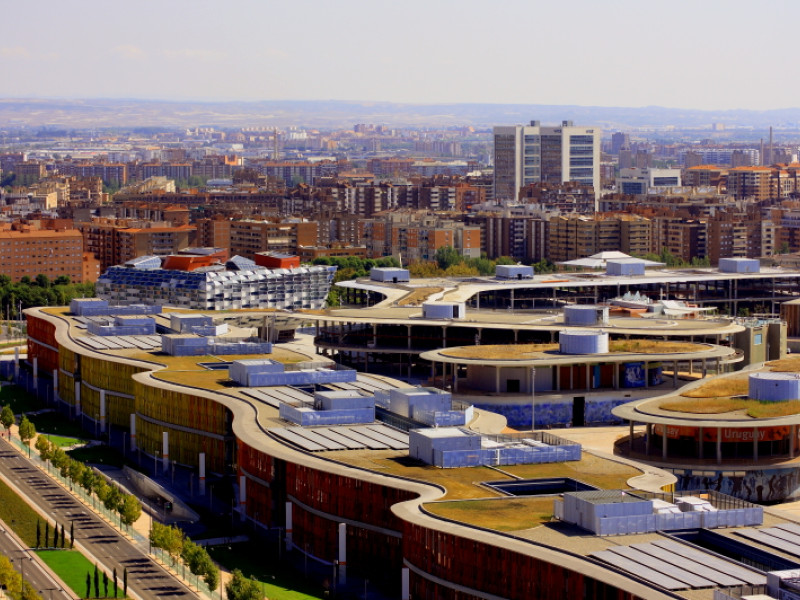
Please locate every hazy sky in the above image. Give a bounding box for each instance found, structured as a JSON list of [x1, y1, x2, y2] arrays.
[[2, 0, 799, 111]]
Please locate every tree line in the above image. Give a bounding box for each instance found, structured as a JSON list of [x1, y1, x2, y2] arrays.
[[149, 522, 220, 592], [0, 274, 94, 318]]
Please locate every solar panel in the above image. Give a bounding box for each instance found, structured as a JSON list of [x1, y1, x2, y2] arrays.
[[356, 375, 395, 391], [776, 523, 800, 537], [242, 390, 281, 409], [86, 337, 113, 349], [270, 428, 326, 452], [313, 428, 364, 450], [628, 543, 744, 587], [652, 540, 766, 585], [366, 425, 409, 445], [591, 551, 687, 591], [291, 429, 344, 451], [607, 546, 715, 588], [735, 529, 800, 558], [353, 427, 406, 450], [759, 527, 800, 547], [336, 428, 388, 450]]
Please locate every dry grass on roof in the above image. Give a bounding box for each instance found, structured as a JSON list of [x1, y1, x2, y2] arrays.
[[425, 497, 555, 532], [396, 287, 444, 307], [681, 376, 749, 399], [443, 343, 558, 360], [501, 454, 640, 490], [151, 370, 230, 391], [608, 340, 705, 354], [661, 396, 800, 418], [768, 356, 800, 372]]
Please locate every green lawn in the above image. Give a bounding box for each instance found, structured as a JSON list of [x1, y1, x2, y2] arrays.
[[45, 434, 85, 448], [29, 412, 86, 439], [35, 550, 121, 599], [0, 476, 44, 546], [207, 542, 324, 600], [67, 445, 128, 469], [0, 384, 43, 415]]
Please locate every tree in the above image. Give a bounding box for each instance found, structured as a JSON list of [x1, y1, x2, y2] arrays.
[[0, 554, 22, 597], [86, 572, 91, 600], [21, 580, 42, 600], [435, 245, 462, 270], [52, 523, 58, 548], [113, 568, 118, 598], [150, 522, 184, 566], [123, 568, 127, 598], [119, 494, 142, 528], [70, 520, 74, 549], [35, 435, 52, 461], [94, 564, 100, 598], [225, 569, 263, 600], [18, 415, 35, 452], [0, 405, 14, 438], [60, 523, 65, 548], [44, 522, 49, 548], [34, 274, 50, 288], [35, 519, 41, 549], [103, 570, 108, 598], [103, 484, 122, 513]]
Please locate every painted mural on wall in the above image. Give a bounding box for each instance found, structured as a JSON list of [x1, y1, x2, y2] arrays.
[[672, 467, 800, 503], [474, 397, 630, 428]]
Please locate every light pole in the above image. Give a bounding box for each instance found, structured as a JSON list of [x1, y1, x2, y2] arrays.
[[94, 414, 99, 439], [530, 367, 536, 431], [154, 450, 159, 477]]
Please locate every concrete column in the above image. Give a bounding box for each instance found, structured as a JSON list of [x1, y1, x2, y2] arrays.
[[162, 431, 169, 472], [510, 288, 514, 311], [698, 427, 703, 460], [645, 424, 651, 455], [239, 474, 247, 514], [586, 364, 591, 391], [53, 369, 59, 402], [407, 325, 412, 350], [129, 413, 137, 451], [716, 427, 722, 464], [453, 365, 458, 392], [792, 426, 797, 459], [430, 362, 435, 384], [32, 357, 38, 391], [662, 427, 668, 461], [372, 324, 377, 348], [401, 567, 410, 600], [644, 362, 649, 389], [13, 348, 18, 380], [753, 428, 759, 462], [199, 451, 206, 495], [99, 390, 107, 433], [338, 523, 347, 585], [74, 381, 81, 416], [285, 502, 293, 550], [476, 292, 480, 310], [673, 361, 678, 388], [442, 326, 447, 348], [555, 366, 561, 391], [495, 366, 500, 393], [629, 421, 634, 447], [570, 366, 574, 390], [513, 329, 518, 343]]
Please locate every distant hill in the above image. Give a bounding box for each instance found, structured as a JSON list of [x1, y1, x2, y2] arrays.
[[1, 98, 799, 130]]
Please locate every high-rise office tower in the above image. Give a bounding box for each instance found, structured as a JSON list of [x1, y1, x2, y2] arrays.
[[492, 120, 601, 203]]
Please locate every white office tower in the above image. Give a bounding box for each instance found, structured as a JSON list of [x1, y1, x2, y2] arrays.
[[493, 120, 601, 204]]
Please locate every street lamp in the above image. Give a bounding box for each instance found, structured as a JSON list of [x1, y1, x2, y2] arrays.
[[530, 367, 536, 431]]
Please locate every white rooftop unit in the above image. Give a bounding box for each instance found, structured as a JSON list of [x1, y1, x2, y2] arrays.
[[749, 372, 800, 402], [606, 259, 646, 276], [370, 268, 410, 283], [719, 257, 760, 273], [559, 330, 609, 354], [496, 265, 534, 280], [564, 305, 609, 326], [422, 301, 465, 320]]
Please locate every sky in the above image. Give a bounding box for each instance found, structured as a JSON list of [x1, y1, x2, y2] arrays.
[[2, 0, 799, 111]]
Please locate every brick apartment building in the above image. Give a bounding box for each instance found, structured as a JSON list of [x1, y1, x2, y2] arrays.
[[0, 228, 97, 282]]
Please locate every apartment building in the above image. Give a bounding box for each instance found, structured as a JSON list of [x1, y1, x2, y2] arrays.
[[58, 162, 128, 186], [548, 214, 650, 263], [469, 212, 549, 262], [229, 220, 318, 259], [493, 120, 601, 201], [616, 168, 682, 195], [0, 228, 89, 282], [80, 219, 195, 270], [726, 166, 793, 201], [683, 165, 728, 188]]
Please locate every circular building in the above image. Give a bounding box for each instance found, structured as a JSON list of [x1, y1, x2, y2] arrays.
[[613, 369, 800, 502]]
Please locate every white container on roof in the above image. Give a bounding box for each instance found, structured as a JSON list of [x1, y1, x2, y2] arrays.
[[564, 305, 609, 326], [559, 330, 609, 354], [749, 372, 800, 402], [606, 259, 646, 276], [496, 264, 534, 280], [719, 257, 760, 273], [370, 267, 410, 283], [422, 301, 465, 320]]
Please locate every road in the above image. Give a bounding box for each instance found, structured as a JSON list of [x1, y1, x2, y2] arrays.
[[0, 518, 74, 600], [0, 437, 198, 600]]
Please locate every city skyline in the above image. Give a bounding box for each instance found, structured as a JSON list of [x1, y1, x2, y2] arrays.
[[4, 0, 800, 112]]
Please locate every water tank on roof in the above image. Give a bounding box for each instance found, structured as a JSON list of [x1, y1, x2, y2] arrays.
[[564, 305, 609, 326], [559, 330, 609, 354], [748, 372, 800, 402]]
